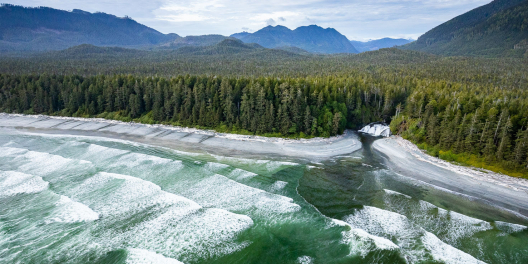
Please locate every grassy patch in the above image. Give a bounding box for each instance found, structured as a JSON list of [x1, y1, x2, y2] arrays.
[[414, 142, 528, 179]]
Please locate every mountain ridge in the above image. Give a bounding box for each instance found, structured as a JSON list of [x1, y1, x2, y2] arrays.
[[402, 0, 528, 57], [0, 4, 179, 52], [231, 25, 358, 54]]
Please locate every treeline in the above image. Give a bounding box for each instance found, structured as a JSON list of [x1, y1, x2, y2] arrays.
[[391, 80, 528, 176], [0, 48, 527, 176], [1, 48, 527, 88], [0, 74, 408, 137]]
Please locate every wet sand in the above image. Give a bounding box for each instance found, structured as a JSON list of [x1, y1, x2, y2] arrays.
[[373, 136, 528, 219], [3, 113, 527, 219], [0, 114, 361, 160]]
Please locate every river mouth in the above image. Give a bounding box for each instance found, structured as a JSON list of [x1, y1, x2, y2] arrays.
[[0, 126, 527, 263]]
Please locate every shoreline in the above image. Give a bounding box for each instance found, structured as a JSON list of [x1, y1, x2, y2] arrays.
[[373, 136, 528, 219], [0, 113, 362, 159], [4, 113, 528, 220]]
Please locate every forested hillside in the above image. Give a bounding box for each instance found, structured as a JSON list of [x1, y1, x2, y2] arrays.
[[1, 46, 527, 176], [0, 4, 179, 52], [157, 35, 231, 50], [351, 38, 412, 53], [403, 0, 528, 57]]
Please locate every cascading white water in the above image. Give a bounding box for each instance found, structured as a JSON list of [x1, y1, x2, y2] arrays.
[[358, 124, 391, 137]]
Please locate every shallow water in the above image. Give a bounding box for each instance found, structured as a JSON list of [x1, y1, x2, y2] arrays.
[[0, 129, 527, 264]]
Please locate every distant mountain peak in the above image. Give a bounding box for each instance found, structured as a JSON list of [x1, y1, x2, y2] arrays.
[[233, 24, 358, 54]]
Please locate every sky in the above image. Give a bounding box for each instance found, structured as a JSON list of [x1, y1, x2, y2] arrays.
[[9, 0, 491, 41]]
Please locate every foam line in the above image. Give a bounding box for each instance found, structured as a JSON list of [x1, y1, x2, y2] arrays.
[[0, 170, 48, 197], [128, 208, 253, 261], [332, 219, 399, 258], [126, 248, 184, 264], [183, 174, 300, 216], [383, 189, 412, 199], [494, 221, 527, 233], [0, 147, 92, 177], [343, 206, 485, 263], [70, 172, 200, 217], [47, 195, 99, 223]]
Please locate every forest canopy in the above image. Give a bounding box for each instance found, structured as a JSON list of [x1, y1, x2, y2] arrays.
[[0, 48, 527, 176]]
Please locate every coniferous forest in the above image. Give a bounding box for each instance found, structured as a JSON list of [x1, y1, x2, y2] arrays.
[[0, 47, 527, 177]]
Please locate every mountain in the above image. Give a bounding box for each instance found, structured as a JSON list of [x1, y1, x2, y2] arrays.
[[231, 25, 358, 54], [173, 38, 266, 56], [230, 32, 250, 39], [402, 0, 528, 57], [0, 4, 179, 52], [44, 39, 297, 59], [158, 35, 230, 49], [351, 38, 413, 53]]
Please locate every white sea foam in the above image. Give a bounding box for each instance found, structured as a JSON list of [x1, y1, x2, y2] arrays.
[[442, 211, 492, 244], [211, 154, 298, 173], [111, 152, 175, 169], [343, 206, 485, 263], [80, 144, 129, 162], [0, 147, 92, 177], [0, 146, 28, 157], [128, 208, 253, 261], [332, 218, 399, 257], [270, 181, 288, 191], [70, 172, 199, 217], [69, 172, 255, 261], [297, 255, 313, 264], [413, 201, 493, 245], [0, 171, 48, 197], [203, 162, 230, 173], [345, 206, 410, 236], [494, 221, 527, 233], [47, 195, 99, 223], [227, 168, 258, 181], [384, 189, 412, 199], [126, 248, 184, 264], [184, 174, 300, 216], [421, 232, 486, 264]]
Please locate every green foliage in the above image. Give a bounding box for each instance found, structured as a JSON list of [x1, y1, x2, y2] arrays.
[[394, 77, 528, 176], [0, 74, 390, 138], [403, 0, 528, 57], [1, 44, 527, 177]]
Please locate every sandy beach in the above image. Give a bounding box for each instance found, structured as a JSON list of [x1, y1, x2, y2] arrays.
[[373, 136, 528, 219], [0, 113, 362, 159], [2, 113, 527, 219]]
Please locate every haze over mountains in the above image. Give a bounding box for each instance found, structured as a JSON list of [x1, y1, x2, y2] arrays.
[[403, 0, 528, 57], [0, 4, 412, 55], [351, 38, 413, 53], [1, 0, 527, 57]]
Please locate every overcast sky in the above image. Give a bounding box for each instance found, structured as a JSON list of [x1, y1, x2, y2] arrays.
[[10, 0, 491, 41]]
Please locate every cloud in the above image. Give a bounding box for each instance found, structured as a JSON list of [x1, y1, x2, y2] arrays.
[[266, 18, 276, 26], [8, 0, 492, 40]]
